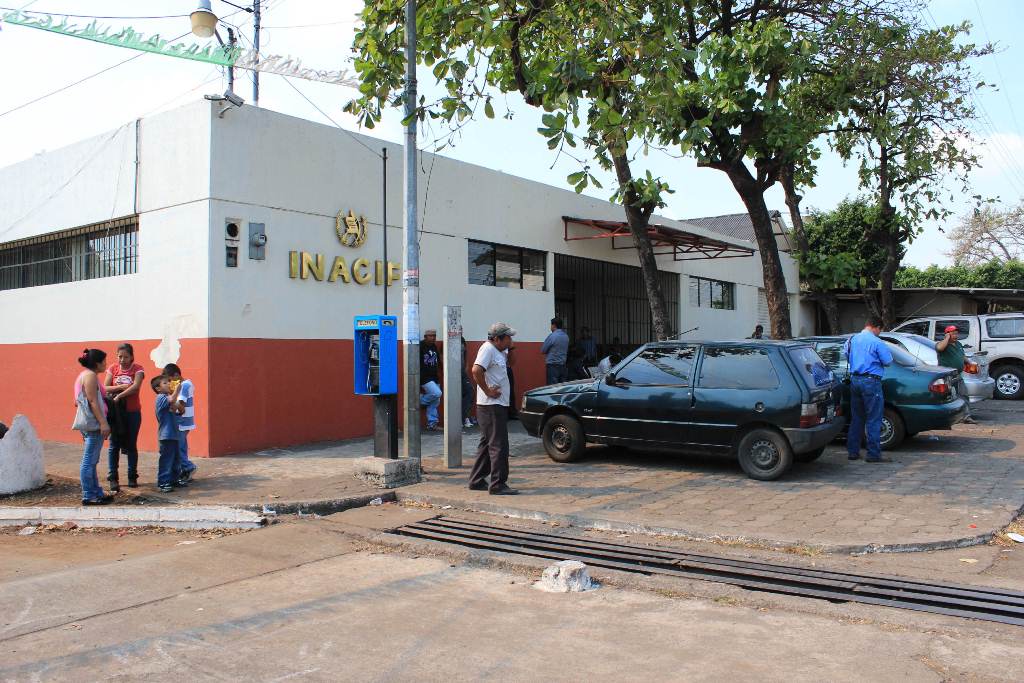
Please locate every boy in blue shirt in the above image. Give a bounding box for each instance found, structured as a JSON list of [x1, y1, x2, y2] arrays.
[[151, 375, 182, 493], [164, 363, 198, 482]]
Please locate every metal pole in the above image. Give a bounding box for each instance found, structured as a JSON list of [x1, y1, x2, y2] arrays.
[[226, 27, 236, 93], [382, 147, 388, 315], [442, 305, 463, 468], [402, 0, 421, 461], [252, 0, 260, 106]]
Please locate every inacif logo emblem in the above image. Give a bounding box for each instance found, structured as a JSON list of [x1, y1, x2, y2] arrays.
[[336, 210, 367, 248]]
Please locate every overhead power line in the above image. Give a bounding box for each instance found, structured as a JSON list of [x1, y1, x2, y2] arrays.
[[0, 7, 189, 19], [278, 74, 381, 159]]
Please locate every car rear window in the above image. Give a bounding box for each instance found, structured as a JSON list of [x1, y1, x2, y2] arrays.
[[987, 317, 1024, 338], [788, 347, 834, 388], [886, 341, 919, 367], [698, 347, 779, 390], [894, 320, 930, 336]]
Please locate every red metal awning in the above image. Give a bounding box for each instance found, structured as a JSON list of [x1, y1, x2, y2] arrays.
[[562, 216, 755, 261]]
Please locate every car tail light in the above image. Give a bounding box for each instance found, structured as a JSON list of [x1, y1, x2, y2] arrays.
[[963, 360, 979, 374], [929, 378, 950, 397], [800, 403, 820, 428]]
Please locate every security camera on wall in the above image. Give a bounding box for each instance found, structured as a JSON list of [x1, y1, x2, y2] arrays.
[[225, 221, 241, 244]]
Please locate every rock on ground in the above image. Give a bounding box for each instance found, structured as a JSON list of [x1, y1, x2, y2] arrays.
[[0, 415, 45, 495], [534, 560, 598, 592]]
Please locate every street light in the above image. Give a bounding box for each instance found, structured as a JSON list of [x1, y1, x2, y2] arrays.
[[189, 0, 218, 38]]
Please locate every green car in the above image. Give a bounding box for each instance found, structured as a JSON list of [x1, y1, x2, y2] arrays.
[[799, 336, 969, 450]]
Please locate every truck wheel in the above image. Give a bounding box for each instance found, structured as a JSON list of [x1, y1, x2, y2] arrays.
[[993, 365, 1024, 400], [794, 446, 826, 463], [737, 428, 793, 481], [880, 408, 905, 451], [542, 414, 585, 463]]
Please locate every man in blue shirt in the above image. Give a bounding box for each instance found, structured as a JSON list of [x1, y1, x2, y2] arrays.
[[540, 317, 570, 384], [844, 316, 894, 463]]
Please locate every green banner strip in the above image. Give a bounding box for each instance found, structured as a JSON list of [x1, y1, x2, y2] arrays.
[[2, 11, 239, 66]]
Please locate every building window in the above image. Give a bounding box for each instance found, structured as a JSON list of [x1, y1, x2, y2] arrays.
[[0, 216, 138, 292], [689, 276, 735, 310], [467, 239, 546, 291]]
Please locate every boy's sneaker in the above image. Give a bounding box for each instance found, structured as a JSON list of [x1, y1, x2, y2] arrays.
[[109, 480, 120, 493], [158, 484, 174, 493], [82, 494, 115, 505], [127, 478, 138, 488], [182, 466, 196, 482], [175, 479, 189, 487], [463, 418, 473, 429]]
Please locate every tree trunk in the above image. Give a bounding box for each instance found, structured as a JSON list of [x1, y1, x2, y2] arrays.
[[611, 152, 672, 340], [878, 232, 901, 329], [779, 164, 810, 254], [728, 166, 792, 339], [818, 292, 841, 334]]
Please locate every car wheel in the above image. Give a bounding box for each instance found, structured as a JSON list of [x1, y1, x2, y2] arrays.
[[993, 365, 1024, 400], [880, 408, 906, 451], [542, 414, 585, 463], [794, 446, 826, 463], [737, 429, 793, 481]]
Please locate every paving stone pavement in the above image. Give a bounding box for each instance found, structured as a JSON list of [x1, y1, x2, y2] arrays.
[[408, 402, 1024, 551]]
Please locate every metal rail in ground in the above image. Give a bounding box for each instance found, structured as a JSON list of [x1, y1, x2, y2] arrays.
[[393, 516, 1024, 627]]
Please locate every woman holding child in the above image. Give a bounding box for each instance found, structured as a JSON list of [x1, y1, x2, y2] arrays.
[[73, 349, 113, 505], [103, 343, 145, 490]]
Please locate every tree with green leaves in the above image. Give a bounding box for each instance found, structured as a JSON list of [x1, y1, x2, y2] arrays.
[[801, 198, 901, 333], [346, 0, 678, 338], [896, 260, 1024, 290], [829, 19, 990, 328]]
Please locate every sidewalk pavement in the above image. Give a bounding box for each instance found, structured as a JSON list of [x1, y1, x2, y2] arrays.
[[33, 404, 1024, 552], [37, 425, 539, 513]]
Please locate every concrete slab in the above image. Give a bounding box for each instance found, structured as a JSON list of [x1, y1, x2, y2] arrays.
[[323, 504, 439, 531], [0, 506, 266, 530]]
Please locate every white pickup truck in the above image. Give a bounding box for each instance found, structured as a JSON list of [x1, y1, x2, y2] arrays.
[[892, 313, 1024, 400]]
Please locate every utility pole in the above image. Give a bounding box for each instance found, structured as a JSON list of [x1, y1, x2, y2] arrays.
[[402, 0, 420, 461], [382, 147, 388, 315], [252, 0, 260, 106]]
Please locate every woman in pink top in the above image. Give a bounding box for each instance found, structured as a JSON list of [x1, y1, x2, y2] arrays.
[[103, 342, 145, 490], [74, 349, 113, 505]]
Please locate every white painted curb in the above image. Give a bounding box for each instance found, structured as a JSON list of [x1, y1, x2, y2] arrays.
[[0, 506, 266, 530]]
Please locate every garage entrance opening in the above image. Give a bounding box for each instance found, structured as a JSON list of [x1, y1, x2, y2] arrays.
[[554, 253, 679, 358]]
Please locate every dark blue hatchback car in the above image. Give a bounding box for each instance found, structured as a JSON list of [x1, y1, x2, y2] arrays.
[[520, 340, 844, 480]]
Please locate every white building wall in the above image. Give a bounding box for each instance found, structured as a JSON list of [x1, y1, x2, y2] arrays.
[[0, 102, 213, 346], [205, 105, 800, 344]]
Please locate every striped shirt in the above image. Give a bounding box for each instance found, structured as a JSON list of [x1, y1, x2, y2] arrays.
[[177, 379, 196, 431]]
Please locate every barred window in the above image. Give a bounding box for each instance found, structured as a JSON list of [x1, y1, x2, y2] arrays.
[[467, 239, 546, 291], [689, 276, 735, 310], [0, 216, 138, 292]]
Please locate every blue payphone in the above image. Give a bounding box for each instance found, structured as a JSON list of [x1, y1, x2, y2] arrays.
[[354, 315, 398, 395]]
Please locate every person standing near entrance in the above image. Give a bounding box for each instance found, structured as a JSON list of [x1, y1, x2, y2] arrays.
[[845, 316, 894, 463], [469, 322, 519, 495], [420, 329, 442, 431], [578, 326, 597, 365], [936, 325, 975, 423], [541, 317, 570, 385], [74, 349, 113, 505]]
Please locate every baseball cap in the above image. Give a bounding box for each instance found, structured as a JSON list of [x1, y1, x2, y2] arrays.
[[487, 322, 517, 339], [944, 325, 958, 333]]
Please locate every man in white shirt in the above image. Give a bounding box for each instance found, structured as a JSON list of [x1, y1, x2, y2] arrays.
[[468, 322, 519, 495]]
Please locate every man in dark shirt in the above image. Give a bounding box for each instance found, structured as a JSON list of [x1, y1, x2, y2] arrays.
[[936, 325, 974, 423], [420, 329, 442, 430]]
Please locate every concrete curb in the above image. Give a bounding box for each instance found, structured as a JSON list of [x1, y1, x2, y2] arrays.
[[0, 505, 267, 530], [395, 491, 1020, 555], [232, 491, 398, 517]]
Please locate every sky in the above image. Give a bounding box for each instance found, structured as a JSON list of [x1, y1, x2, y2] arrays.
[[1, 0, 1023, 268]]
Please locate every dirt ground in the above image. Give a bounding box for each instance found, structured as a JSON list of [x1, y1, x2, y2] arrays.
[[0, 475, 148, 507]]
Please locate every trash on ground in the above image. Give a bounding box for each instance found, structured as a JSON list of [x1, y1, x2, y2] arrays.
[[18, 526, 37, 536], [176, 540, 198, 546], [441, 505, 453, 510], [534, 560, 598, 592], [958, 558, 979, 564], [369, 497, 384, 506], [1007, 532, 1024, 543], [261, 505, 277, 515]]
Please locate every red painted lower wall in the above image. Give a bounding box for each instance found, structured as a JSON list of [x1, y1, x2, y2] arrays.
[[0, 338, 210, 456], [0, 338, 547, 457]]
